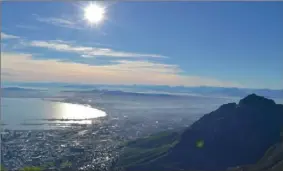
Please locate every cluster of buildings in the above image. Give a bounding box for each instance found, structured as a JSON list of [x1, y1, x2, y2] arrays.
[[1, 118, 123, 171]]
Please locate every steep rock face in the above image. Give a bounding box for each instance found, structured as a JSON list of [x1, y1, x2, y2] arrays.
[[164, 94, 283, 171], [228, 139, 283, 171]]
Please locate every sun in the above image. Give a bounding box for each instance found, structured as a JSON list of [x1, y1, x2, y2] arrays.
[[84, 3, 105, 25]]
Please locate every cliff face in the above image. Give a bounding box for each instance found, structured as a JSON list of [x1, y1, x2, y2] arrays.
[[227, 139, 283, 171]]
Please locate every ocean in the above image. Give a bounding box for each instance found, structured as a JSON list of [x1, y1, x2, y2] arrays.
[[1, 98, 106, 130]]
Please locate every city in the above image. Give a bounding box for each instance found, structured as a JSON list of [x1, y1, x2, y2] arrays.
[[1, 94, 196, 171]]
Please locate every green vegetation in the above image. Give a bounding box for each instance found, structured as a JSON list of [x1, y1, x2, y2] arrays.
[[20, 166, 42, 171], [41, 162, 54, 169], [1, 165, 7, 171], [126, 131, 179, 149], [116, 131, 180, 169], [60, 161, 72, 168]]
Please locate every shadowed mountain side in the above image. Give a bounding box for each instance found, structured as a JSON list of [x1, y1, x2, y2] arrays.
[[227, 138, 283, 171], [115, 94, 283, 171]]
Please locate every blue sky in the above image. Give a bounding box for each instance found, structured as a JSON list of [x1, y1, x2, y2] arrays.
[[1, 2, 283, 89]]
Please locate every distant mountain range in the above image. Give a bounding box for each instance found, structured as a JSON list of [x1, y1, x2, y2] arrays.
[[62, 89, 180, 98], [1, 87, 50, 98], [115, 94, 283, 171], [1, 87, 39, 92], [2, 85, 283, 103], [3, 83, 283, 98]]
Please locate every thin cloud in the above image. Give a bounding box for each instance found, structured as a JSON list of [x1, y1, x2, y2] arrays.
[[112, 60, 181, 74], [1, 51, 240, 87], [1, 32, 20, 39], [2, 32, 166, 59], [29, 40, 167, 58], [16, 24, 39, 30], [35, 15, 84, 30]]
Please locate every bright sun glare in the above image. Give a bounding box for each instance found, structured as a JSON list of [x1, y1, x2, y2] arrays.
[[84, 3, 105, 25]]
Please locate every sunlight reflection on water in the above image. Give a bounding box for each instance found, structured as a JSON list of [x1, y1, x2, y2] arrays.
[[1, 98, 107, 130], [55, 102, 106, 120]]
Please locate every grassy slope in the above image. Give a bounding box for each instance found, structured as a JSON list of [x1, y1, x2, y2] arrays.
[[115, 131, 180, 169], [116, 131, 283, 171]]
